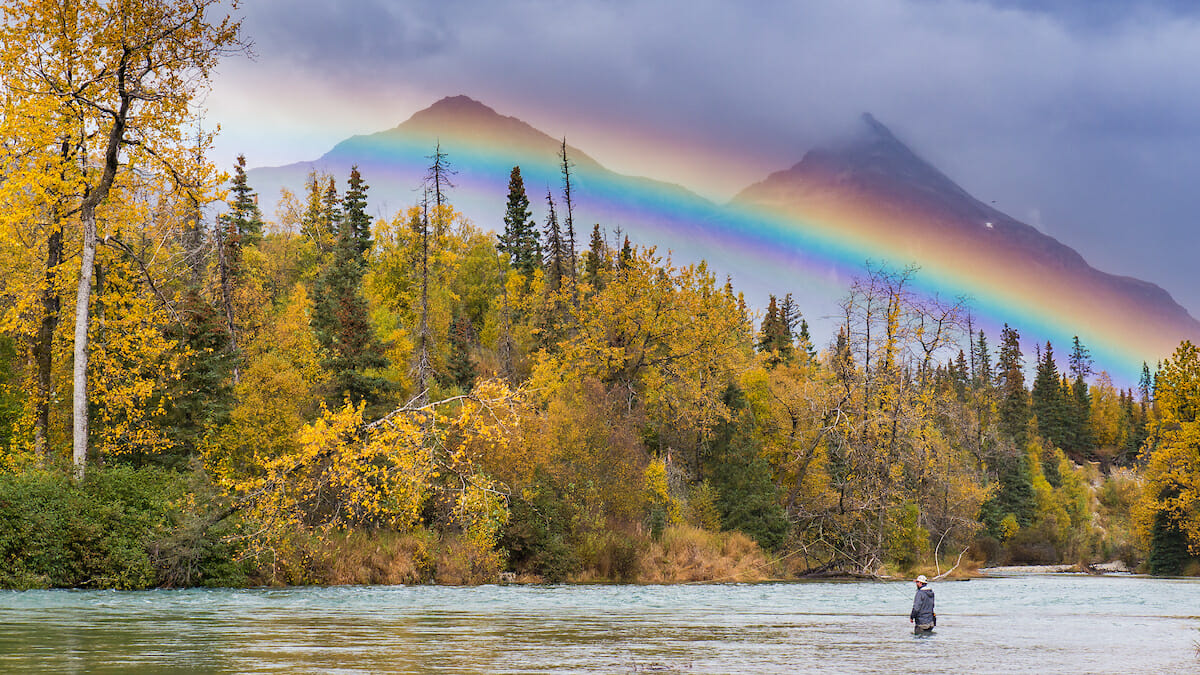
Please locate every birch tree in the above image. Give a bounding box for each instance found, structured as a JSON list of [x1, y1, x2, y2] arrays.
[[0, 0, 240, 477]]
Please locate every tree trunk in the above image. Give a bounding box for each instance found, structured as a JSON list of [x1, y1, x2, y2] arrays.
[[34, 224, 63, 459], [72, 207, 97, 479]]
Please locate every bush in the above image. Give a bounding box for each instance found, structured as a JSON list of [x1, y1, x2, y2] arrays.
[[0, 465, 246, 589], [499, 477, 580, 582], [0, 467, 177, 588]]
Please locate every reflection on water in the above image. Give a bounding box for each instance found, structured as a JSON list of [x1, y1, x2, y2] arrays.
[[0, 576, 1196, 673]]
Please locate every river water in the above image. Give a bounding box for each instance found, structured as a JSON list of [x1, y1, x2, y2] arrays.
[[0, 575, 1195, 673]]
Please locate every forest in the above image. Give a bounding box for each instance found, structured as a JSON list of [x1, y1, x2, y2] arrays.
[[0, 1, 1198, 589]]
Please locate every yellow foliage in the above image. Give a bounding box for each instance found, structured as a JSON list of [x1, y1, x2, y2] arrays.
[[1134, 341, 1200, 554], [89, 253, 180, 460], [644, 457, 682, 525]]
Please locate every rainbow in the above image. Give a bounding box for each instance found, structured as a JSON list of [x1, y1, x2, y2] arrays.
[[249, 100, 1198, 382]]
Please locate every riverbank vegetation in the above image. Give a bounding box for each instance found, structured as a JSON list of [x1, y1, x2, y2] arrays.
[[1, 1, 1198, 590]]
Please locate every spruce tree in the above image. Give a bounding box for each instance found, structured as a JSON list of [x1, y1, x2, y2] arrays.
[[1068, 336, 1094, 454], [797, 319, 816, 360], [311, 170, 389, 410], [584, 224, 606, 289], [163, 288, 235, 465], [542, 191, 566, 291], [1032, 342, 1070, 451], [447, 313, 476, 390], [498, 166, 540, 276], [756, 295, 791, 363], [342, 166, 372, 258], [618, 235, 633, 271], [225, 154, 264, 245], [996, 324, 1029, 444], [974, 330, 993, 390]]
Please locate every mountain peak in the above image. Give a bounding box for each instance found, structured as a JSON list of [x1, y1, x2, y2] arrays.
[[859, 112, 896, 142], [405, 94, 502, 126]]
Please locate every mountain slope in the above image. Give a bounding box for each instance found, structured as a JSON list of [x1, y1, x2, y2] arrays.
[[732, 113, 1200, 352]]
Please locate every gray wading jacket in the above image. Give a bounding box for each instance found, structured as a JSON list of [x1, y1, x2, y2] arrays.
[[910, 586, 935, 626]]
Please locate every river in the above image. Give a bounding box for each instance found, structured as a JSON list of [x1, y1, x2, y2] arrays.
[[0, 575, 1195, 673]]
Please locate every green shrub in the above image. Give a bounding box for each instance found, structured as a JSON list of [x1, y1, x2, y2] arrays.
[[0, 465, 244, 589], [500, 476, 580, 582]]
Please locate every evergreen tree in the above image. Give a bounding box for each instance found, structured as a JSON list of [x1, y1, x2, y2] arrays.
[[542, 191, 566, 291], [979, 450, 1037, 537], [703, 386, 791, 551], [779, 294, 801, 343], [953, 349, 970, 400], [213, 155, 265, 374], [225, 154, 264, 245], [584, 223, 607, 289], [996, 324, 1029, 443], [1068, 336, 1095, 453], [311, 171, 389, 410], [618, 235, 633, 271], [342, 166, 373, 258], [497, 166, 540, 276], [1032, 342, 1070, 451], [162, 289, 235, 465], [447, 313, 476, 391], [797, 319, 816, 360], [1139, 361, 1154, 413], [756, 295, 793, 364], [974, 330, 993, 390]]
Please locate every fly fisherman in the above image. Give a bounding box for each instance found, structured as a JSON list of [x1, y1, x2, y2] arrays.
[[910, 574, 936, 634]]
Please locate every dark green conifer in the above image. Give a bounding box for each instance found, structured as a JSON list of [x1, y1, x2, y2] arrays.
[[618, 236, 633, 271], [797, 319, 816, 360], [224, 154, 264, 245], [584, 224, 607, 289], [447, 313, 475, 390], [542, 191, 566, 291], [996, 324, 1029, 444], [974, 330, 993, 390], [163, 288, 235, 464], [311, 170, 389, 410], [342, 166, 372, 258], [498, 166, 540, 276], [1032, 342, 1070, 451]]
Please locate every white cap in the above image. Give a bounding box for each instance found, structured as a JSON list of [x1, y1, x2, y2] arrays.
[[916, 575, 928, 584]]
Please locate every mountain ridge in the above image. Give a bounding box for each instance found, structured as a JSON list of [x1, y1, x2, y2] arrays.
[[732, 113, 1193, 322]]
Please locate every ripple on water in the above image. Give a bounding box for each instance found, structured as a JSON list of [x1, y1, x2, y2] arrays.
[[0, 576, 1197, 673]]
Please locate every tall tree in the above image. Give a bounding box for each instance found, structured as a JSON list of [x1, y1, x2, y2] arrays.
[[584, 223, 607, 290], [311, 169, 388, 409], [214, 154, 264, 377], [974, 330, 993, 391], [1032, 342, 1069, 450], [542, 191, 566, 291], [558, 138, 578, 295], [498, 166, 539, 277], [1068, 336, 1095, 454], [342, 166, 373, 257], [425, 141, 456, 226], [0, 0, 241, 478], [996, 324, 1029, 444]]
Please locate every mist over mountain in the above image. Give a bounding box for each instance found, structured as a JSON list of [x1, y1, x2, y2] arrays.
[[733, 113, 1195, 326]]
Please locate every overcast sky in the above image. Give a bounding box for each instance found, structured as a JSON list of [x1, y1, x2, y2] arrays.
[[206, 0, 1200, 315]]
